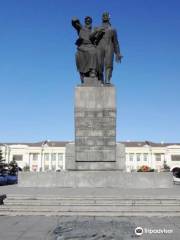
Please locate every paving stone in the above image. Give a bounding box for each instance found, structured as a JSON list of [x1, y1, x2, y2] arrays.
[[0, 216, 179, 240]]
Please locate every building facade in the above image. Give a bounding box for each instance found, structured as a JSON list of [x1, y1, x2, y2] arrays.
[[0, 141, 68, 172], [0, 141, 180, 172], [124, 141, 180, 172]]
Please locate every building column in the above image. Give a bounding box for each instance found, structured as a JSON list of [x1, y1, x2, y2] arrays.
[[41, 152, 45, 171], [62, 153, 65, 170], [37, 154, 40, 172], [29, 154, 33, 171], [56, 154, 58, 171], [49, 153, 52, 170]]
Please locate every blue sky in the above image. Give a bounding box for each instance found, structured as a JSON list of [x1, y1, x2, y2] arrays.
[[0, 0, 180, 143]]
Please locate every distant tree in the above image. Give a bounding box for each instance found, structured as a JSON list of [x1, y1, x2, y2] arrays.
[[0, 149, 4, 161], [0, 149, 6, 174], [8, 159, 18, 176], [163, 160, 170, 172]]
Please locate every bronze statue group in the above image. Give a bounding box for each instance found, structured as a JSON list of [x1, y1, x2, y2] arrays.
[[72, 12, 123, 84]]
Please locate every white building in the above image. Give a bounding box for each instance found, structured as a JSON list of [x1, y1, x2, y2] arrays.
[[0, 141, 68, 172], [124, 141, 180, 172], [0, 140, 180, 172]]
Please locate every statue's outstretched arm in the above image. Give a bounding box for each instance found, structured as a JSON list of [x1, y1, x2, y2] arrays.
[[71, 17, 82, 34]]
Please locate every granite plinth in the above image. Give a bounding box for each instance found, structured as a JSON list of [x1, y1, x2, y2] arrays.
[[66, 143, 125, 171], [75, 83, 116, 165]]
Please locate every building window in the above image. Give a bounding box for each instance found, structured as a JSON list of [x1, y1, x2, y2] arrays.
[[51, 153, 56, 161], [13, 154, 23, 161], [171, 155, 180, 161], [51, 153, 56, 171], [129, 154, 134, 161], [155, 154, 161, 161], [32, 153, 39, 161], [44, 153, 49, 161], [143, 153, 148, 161], [44, 153, 49, 170], [136, 154, 141, 161], [58, 153, 64, 168], [58, 153, 63, 161]]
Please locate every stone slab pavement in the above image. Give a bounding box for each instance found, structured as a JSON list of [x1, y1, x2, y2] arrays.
[[1, 185, 180, 199], [1, 185, 180, 239], [0, 216, 180, 240]]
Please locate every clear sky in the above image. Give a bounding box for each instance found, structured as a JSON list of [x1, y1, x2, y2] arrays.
[[0, 0, 180, 143]]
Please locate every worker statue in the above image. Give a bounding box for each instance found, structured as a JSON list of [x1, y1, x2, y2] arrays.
[[71, 12, 123, 84], [71, 16, 97, 83], [95, 12, 123, 84]]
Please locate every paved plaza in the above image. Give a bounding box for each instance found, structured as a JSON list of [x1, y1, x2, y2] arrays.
[[0, 216, 180, 240], [1, 185, 180, 239]]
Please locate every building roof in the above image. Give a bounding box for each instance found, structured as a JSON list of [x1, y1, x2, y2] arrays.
[[29, 141, 70, 147], [0, 141, 70, 147], [0, 140, 180, 148], [120, 141, 180, 147]]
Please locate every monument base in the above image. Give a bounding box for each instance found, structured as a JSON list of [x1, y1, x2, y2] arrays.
[[66, 143, 125, 171], [18, 172, 173, 188], [74, 82, 119, 170]]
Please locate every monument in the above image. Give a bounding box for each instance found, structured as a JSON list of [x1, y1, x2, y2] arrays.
[[18, 13, 174, 190], [66, 12, 125, 170]]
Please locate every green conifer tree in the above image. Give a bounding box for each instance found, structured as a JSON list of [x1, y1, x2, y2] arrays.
[[9, 159, 18, 175], [0, 149, 6, 174]]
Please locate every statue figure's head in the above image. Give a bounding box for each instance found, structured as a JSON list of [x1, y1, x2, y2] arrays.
[[84, 16, 92, 27], [102, 12, 110, 22]]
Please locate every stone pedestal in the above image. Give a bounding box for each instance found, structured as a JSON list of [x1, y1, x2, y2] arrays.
[[66, 142, 125, 171], [75, 84, 116, 164], [66, 78, 124, 170]]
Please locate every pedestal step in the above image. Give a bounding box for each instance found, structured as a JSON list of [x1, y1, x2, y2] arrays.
[[1, 195, 180, 216]]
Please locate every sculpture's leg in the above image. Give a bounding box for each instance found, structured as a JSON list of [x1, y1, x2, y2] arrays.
[[100, 72, 104, 84], [80, 73, 84, 84], [99, 64, 104, 84], [105, 67, 112, 84], [96, 47, 104, 84], [89, 69, 96, 78]]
